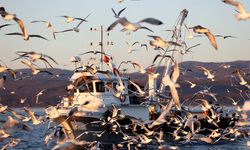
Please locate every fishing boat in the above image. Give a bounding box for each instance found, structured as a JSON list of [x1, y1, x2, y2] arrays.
[[45, 9, 189, 143]]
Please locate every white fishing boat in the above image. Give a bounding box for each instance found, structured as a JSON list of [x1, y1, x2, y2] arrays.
[[45, 9, 189, 143]]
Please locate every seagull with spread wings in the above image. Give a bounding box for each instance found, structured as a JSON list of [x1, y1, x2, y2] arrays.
[[31, 20, 56, 39], [13, 51, 58, 68], [112, 7, 126, 18], [59, 14, 90, 23], [23, 107, 41, 125], [21, 60, 53, 76], [191, 25, 218, 50], [197, 66, 215, 81], [148, 35, 181, 49], [56, 13, 91, 33], [107, 17, 163, 33], [222, 0, 250, 20]]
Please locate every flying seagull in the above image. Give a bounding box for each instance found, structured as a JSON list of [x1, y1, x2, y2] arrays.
[[192, 25, 218, 50], [215, 34, 236, 39], [112, 7, 126, 18], [197, 66, 215, 81], [13, 51, 58, 68], [59, 13, 90, 23], [148, 35, 181, 49], [5, 32, 48, 41], [21, 60, 53, 76], [107, 17, 163, 33], [31, 20, 56, 39], [222, 0, 250, 20], [56, 13, 91, 33]]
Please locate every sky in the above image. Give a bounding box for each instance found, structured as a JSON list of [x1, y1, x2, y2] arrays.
[[0, 0, 250, 71]]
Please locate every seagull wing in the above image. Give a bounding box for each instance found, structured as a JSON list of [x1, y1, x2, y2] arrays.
[[75, 13, 91, 22], [139, 18, 163, 25], [204, 31, 218, 50], [147, 35, 162, 41], [132, 41, 139, 46], [23, 107, 39, 124], [29, 34, 49, 41], [118, 7, 126, 17], [13, 17, 26, 35], [30, 20, 46, 23], [107, 17, 130, 31], [162, 75, 181, 109], [129, 80, 145, 95], [5, 32, 23, 36], [43, 55, 58, 65], [21, 60, 37, 73], [111, 8, 117, 17], [138, 26, 154, 32], [0, 23, 12, 29], [172, 62, 180, 83], [186, 43, 201, 52], [55, 29, 73, 33], [197, 66, 210, 75], [223, 0, 246, 14], [39, 58, 53, 68]]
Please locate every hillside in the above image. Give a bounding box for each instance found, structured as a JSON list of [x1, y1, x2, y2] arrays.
[[0, 61, 249, 107]]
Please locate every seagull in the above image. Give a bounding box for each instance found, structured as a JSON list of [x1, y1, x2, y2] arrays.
[[59, 13, 91, 23], [225, 96, 241, 106], [148, 35, 181, 49], [0, 65, 16, 79], [20, 97, 26, 104], [31, 20, 56, 39], [112, 7, 126, 18], [152, 54, 174, 64], [180, 43, 201, 55], [215, 34, 236, 39], [79, 50, 108, 56], [162, 75, 180, 110], [184, 24, 194, 39], [13, 51, 58, 68], [117, 60, 132, 69], [197, 66, 215, 81], [125, 41, 140, 53], [185, 80, 196, 88], [131, 62, 146, 74], [107, 17, 163, 33], [35, 89, 47, 104], [0, 23, 13, 30], [23, 107, 41, 125], [0, 7, 26, 34], [56, 13, 91, 33], [21, 60, 53, 76], [2, 116, 31, 131], [129, 80, 145, 96], [6, 32, 48, 41], [232, 69, 247, 85], [192, 25, 218, 50], [222, 0, 250, 20]]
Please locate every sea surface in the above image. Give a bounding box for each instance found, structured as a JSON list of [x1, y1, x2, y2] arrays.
[[0, 106, 249, 150]]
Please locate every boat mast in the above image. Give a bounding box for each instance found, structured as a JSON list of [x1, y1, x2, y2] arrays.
[[90, 25, 112, 71], [158, 9, 188, 94]]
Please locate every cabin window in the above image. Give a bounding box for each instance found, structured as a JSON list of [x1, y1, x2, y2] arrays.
[[78, 82, 93, 93], [95, 82, 105, 92]]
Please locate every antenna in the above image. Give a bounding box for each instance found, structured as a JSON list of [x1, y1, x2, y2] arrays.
[[90, 26, 113, 71]]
